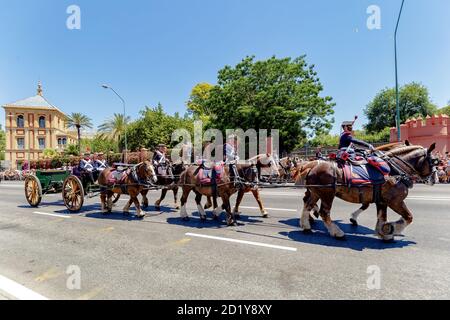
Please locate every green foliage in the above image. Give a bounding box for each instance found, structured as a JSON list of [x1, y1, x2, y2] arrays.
[[365, 82, 437, 133], [193, 56, 335, 152], [81, 135, 119, 154], [98, 113, 131, 150], [64, 144, 80, 156], [187, 82, 214, 124], [126, 104, 194, 151], [438, 105, 450, 116], [0, 124, 5, 161], [66, 112, 94, 153], [42, 148, 58, 159]]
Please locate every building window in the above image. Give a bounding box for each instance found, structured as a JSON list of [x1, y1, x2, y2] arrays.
[[58, 137, 67, 147], [38, 138, 46, 150], [17, 115, 25, 128], [39, 116, 46, 129], [17, 138, 25, 150]]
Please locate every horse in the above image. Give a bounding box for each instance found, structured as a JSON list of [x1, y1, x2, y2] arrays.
[[277, 157, 294, 183], [98, 161, 158, 218], [293, 142, 410, 226], [295, 143, 437, 241], [203, 154, 280, 218], [178, 162, 259, 226], [140, 162, 188, 211]]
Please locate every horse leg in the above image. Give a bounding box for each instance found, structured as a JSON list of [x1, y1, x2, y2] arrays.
[[107, 192, 113, 212], [222, 195, 237, 227], [350, 203, 370, 227], [204, 196, 213, 210], [123, 197, 133, 216], [179, 187, 191, 221], [252, 189, 269, 218], [194, 191, 207, 221], [155, 189, 167, 210], [132, 192, 145, 219], [375, 202, 389, 240], [141, 190, 149, 209], [232, 189, 245, 219], [212, 196, 221, 221], [318, 193, 345, 239], [173, 187, 180, 210], [100, 193, 108, 214], [300, 190, 319, 233], [383, 201, 413, 241]]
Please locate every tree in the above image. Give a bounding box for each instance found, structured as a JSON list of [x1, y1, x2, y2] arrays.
[[126, 104, 194, 151], [64, 144, 80, 156], [97, 113, 130, 151], [310, 128, 391, 148], [66, 113, 93, 154], [81, 135, 119, 154], [438, 105, 450, 116], [187, 82, 214, 123], [192, 56, 335, 153], [365, 82, 437, 133], [0, 124, 5, 161], [43, 148, 58, 159]]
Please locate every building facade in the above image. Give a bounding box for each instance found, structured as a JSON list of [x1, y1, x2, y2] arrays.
[[2, 82, 77, 169], [390, 114, 450, 154]]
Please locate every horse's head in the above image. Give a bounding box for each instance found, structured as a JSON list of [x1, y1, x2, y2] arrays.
[[140, 161, 158, 184], [386, 143, 439, 186], [239, 162, 259, 188], [264, 154, 281, 178]]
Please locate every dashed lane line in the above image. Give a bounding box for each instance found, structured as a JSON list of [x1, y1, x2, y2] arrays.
[[33, 212, 72, 219], [186, 232, 297, 252], [0, 275, 48, 300]]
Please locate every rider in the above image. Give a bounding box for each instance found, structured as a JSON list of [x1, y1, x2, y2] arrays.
[[339, 121, 375, 154], [153, 144, 168, 176], [79, 152, 96, 184], [223, 134, 240, 187], [92, 152, 108, 180]]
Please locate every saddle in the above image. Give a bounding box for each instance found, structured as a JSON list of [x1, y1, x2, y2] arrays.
[[195, 160, 225, 185]]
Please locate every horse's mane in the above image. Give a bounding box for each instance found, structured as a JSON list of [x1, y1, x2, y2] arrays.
[[376, 142, 404, 151], [248, 154, 272, 162], [384, 145, 425, 159]]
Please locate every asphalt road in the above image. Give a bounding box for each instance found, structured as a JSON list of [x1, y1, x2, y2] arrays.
[[0, 181, 449, 300]]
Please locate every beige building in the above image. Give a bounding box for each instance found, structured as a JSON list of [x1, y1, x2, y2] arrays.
[[2, 82, 77, 169]]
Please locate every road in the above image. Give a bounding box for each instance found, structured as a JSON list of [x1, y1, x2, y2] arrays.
[[0, 181, 449, 300]]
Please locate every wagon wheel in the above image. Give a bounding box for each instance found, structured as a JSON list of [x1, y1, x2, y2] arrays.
[[25, 175, 42, 207], [112, 193, 121, 204], [63, 176, 85, 212]]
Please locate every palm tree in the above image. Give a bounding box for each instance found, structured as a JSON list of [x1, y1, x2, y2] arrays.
[[66, 113, 93, 154], [98, 113, 130, 150]]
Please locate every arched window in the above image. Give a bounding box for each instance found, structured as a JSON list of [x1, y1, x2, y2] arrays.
[[17, 115, 24, 128], [39, 116, 46, 129]]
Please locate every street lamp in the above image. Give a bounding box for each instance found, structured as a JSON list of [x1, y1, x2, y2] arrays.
[[395, 0, 406, 142], [101, 84, 128, 163]]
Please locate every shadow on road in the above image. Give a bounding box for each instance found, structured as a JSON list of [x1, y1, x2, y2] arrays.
[[279, 218, 415, 251]]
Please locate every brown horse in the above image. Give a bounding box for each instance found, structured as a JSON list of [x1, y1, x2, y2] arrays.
[[277, 157, 294, 182], [98, 161, 158, 218], [178, 162, 259, 226], [140, 162, 187, 211], [294, 143, 437, 241], [204, 154, 280, 218]]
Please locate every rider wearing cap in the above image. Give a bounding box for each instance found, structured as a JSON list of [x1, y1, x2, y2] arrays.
[[339, 121, 374, 151], [79, 152, 96, 183], [223, 135, 240, 187], [153, 144, 168, 176]]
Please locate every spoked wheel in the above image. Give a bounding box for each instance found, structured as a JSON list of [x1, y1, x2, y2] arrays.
[[63, 176, 85, 212], [25, 175, 42, 207], [112, 193, 121, 204]]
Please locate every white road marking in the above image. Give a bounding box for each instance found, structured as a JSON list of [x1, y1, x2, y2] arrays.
[[186, 233, 297, 252], [33, 212, 71, 219], [239, 206, 297, 212], [0, 275, 48, 300], [439, 238, 450, 243]]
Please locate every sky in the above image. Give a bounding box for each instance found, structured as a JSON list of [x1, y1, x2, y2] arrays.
[[0, 0, 449, 134]]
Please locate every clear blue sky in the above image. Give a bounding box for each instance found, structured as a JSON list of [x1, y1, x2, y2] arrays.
[[1, 0, 449, 134]]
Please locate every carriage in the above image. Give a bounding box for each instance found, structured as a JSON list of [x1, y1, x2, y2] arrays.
[[24, 169, 120, 212]]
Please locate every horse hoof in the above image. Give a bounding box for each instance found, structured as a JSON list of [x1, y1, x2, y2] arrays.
[[175, 205, 180, 210], [302, 229, 313, 234], [382, 224, 395, 235], [136, 215, 145, 219], [350, 218, 358, 227], [262, 214, 269, 219], [182, 217, 190, 222], [382, 238, 396, 244], [228, 222, 238, 227], [335, 235, 346, 241], [200, 216, 207, 222]]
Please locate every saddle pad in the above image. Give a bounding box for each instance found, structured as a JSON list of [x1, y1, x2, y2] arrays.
[[197, 164, 224, 185], [106, 170, 129, 185], [367, 156, 391, 176], [342, 164, 385, 186]]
